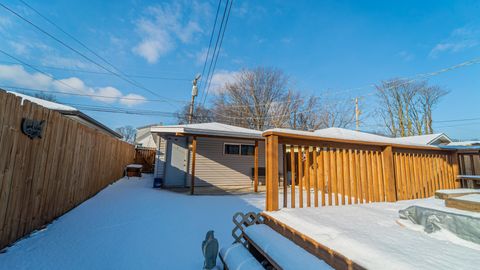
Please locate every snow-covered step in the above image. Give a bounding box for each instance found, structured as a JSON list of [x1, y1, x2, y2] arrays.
[[244, 224, 332, 270], [219, 243, 264, 270], [445, 194, 480, 212], [435, 188, 480, 199]]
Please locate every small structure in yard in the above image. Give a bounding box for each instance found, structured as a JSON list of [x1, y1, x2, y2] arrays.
[[149, 122, 284, 194], [125, 164, 143, 178]]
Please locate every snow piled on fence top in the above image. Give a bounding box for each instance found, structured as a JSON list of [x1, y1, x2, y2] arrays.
[[8, 91, 77, 111], [265, 198, 480, 270], [263, 127, 448, 148], [150, 122, 263, 139]]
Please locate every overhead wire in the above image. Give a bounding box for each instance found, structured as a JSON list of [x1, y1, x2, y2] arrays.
[[200, 0, 232, 107], [1, 2, 182, 103], [197, 0, 222, 103]]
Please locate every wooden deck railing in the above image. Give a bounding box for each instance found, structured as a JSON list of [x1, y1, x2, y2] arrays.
[[263, 130, 460, 211]]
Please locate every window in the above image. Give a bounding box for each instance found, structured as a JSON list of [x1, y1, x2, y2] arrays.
[[224, 143, 255, 156], [224, 143, 240, 155], [241, 144, 255, 156]]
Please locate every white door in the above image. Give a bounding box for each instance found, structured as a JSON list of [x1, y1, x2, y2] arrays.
[[164, 137, 187, 187]]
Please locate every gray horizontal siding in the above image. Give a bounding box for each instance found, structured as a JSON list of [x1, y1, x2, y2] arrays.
[[187, 137, 282, 187]]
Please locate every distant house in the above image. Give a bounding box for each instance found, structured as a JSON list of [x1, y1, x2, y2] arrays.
[[135, 124, 161, 149], [150, 122, 283, 190], [7, 91, 122, 139], [313, 127, 452, 146]]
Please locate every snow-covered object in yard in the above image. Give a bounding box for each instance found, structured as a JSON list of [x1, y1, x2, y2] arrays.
[[452, 194, 480, 203], [150, 122, 263, 139], [219, 243, 264, 270], [8, 91, 77, 111], [399, 205, 480, 243], [265, 198, 480, 269], [435, 188, 480, 199], [244, 224, 332, 270]]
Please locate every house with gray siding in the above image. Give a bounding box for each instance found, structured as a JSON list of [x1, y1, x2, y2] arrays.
[[149, 122, 283, 192]]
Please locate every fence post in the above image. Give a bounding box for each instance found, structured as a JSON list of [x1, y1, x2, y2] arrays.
[[382, 145, 397, 202], [266, 135, 279, 211], [451, 151, 460, 188]]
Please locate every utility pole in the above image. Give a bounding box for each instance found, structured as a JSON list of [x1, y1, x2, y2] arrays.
[[188, 75, 201, 124], [355, 97, 361, 131]]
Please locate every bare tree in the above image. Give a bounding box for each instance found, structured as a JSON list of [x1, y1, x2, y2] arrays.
[[376, 79, 448, 137], [176, 104, 214, 124], [212, 67, 290, 130], [115, 126, 136, 143]]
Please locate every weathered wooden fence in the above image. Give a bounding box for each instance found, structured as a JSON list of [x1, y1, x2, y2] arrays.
[[0, 91, 135, 249], [263, 130, 460, 211], [458, 150, 480, 188], [134, 147, 156, 173]]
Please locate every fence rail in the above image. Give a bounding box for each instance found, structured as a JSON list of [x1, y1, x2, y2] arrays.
[[0, 91, 135, 249], [263, 131, 460, 211]]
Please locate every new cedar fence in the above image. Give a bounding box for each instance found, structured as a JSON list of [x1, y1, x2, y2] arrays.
[[0, 91, 135, 249], [263, 130, 460, 211]]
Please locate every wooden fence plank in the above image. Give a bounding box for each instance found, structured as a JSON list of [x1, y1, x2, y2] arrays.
[[290, 145, 296, 208], [298, 146, 304, 208]]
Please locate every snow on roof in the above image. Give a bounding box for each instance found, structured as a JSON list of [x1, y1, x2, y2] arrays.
[[263, 127, 446, 148], [150, 122, 263, 139], [394, 133, 451, 145], [448, 141, 480, 146], [8, 91, 77, 111], [313, 127, 394, 144]]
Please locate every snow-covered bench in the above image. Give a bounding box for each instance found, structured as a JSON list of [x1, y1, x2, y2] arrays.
[[243, 224, 332, 270], [219, 243, 264, 270], [435, 188, 480, 199]]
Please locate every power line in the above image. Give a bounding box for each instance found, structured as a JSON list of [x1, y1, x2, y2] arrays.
[[198, 0, 222, 103], [201, 0, 234, 107], [1, 2, 176, 102], [0, 85, 185, 103], [200, 0, 232, 107], [0, 52, 189, 105], [0, 60, 190, 81]]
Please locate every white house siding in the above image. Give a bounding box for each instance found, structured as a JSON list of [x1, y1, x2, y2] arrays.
[[186, 137, 283, 187], [154, 137, 167, 179]]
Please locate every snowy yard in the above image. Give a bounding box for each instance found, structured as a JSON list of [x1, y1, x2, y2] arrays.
[[266, 198, 480, 269], [0, 174, 264, 270]]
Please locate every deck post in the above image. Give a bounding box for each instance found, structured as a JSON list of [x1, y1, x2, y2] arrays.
[[266, 135, 279, 211], [382, 145, 397, 202], [451, 151, 460, 188], [282, 144, 288, 208], [254, 140, 259, 192], [190, 136, 197, 195]]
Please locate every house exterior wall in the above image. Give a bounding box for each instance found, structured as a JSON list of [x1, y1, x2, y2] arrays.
[[186, 137, 265, 187], [156, 135, 283, 188]]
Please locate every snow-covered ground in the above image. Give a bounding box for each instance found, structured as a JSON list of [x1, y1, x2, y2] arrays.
[[266, 198, 480, 270], [0, 175, 264, 270]]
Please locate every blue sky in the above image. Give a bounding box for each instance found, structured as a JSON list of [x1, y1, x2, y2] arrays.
[[0, 0, 479, 139]]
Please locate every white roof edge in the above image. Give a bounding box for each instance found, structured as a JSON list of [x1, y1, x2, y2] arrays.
[[150, 123, 263, 139], [263, 128, 447, 148]]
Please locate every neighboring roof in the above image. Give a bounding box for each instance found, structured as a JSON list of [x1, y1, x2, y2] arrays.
[[394, 133, 452, 145], [263, 127, 448, 149], [7, 91, 122, 139], [313, 127, 394, 144], [448, 141, 480, 146], [150, 122, 263, 139]]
